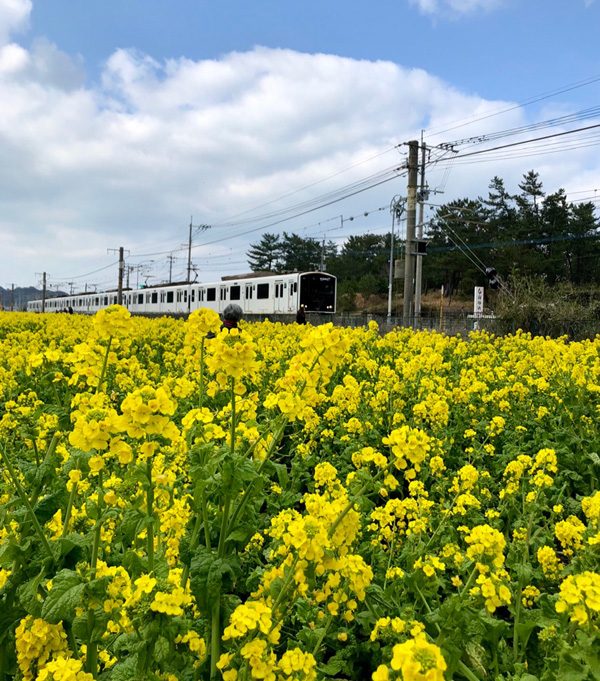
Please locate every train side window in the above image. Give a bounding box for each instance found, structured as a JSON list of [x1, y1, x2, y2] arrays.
[[293, 282, 297, 293], [167, 291, 174, 303], [160, 292, 165, 303], [198, 288, 204, 302], [220, 287, 227, 301], [207, 288, 216, 301], [230, 285, 241, 300], [137, 294, 143, 304], [184, 291, 187, 303], [152, 292, 158, 304], [245, 285, 253, 299], [257, 283, 269, 299], [191, 289, 195, 302]]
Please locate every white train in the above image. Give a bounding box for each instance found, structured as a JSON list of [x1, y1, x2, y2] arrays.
[[27, 271, 336, 317]]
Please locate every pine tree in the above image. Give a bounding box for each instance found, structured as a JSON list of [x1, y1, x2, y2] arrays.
[[247, 233, 282, 272]]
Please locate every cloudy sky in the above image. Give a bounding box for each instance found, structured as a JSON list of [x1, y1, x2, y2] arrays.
[[2, 0, 600, 290]]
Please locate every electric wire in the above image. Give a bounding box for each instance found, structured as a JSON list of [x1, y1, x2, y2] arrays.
[[425, 73, 600, 139]]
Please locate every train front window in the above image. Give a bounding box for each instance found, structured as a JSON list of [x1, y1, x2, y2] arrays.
[[299, 274, 336, 312]]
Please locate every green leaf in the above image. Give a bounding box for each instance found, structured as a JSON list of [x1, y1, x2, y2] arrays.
[[274, 462, 289, 488], [319, 656, 345, 676], [17, 570, 46, 617], [189, 545, 238, 617], [0, 538, 23, 568], [226, 523, 254, 544], [41, 569, 85, 624], [587, 451, 600, 465], [58, 534, 91, 563], [465, 641, 488, 677], [108, 655, 139, 681], [120, 508, 147, 544], [34, 489, 68, 525]]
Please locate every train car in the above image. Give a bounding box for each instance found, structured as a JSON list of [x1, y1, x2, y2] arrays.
[[27, 271, 336, 317]]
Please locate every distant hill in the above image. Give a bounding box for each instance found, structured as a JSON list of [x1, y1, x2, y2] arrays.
[[0, 287, 67, 311]]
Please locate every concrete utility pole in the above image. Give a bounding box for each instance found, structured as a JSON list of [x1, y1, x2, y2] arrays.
[[187, 218, 193, 285], [415, 137, 428, 319], [187, 218, 211, 284], [118, 247, 124, 304], [187, 218, 211, 313], [167, 254, 176, 284], [126, 265, 134, 289], [403, 140, 419, 326], [108, 247, 129, 305], [387, 197, 405, 319], [320, 236, 326, 271]]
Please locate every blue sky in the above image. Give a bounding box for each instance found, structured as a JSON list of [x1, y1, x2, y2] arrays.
[[1, 0, 600, 289], [28, 0, 600, 104]]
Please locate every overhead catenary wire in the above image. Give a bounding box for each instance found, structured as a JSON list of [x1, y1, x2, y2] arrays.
[[130, 167, 407, 259], [425, 72, 600, 139]]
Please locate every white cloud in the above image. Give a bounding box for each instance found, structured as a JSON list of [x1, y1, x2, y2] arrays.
[[0, 40, 598, 289], [410, 0, 504, 16], [0, 0, 31, 46]]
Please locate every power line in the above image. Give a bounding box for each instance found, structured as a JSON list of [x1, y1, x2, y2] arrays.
[[444, 105, 600, 150], [46, 260, 119, 282], [442, 122, 600, 162], [425, 73, 600, 139], [130, 167, 407, 259]]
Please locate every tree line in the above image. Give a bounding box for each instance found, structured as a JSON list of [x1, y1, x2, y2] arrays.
[[246, 171, 600, 309]]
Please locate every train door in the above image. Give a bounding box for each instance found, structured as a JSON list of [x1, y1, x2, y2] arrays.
[[218, 285, 228, 313], [273, 280, 285, 313], [288, 279, 298, 313]]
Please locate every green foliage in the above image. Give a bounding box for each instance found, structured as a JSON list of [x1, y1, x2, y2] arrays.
[[425, 172, 600, 297], [491, 276, 600, 339]]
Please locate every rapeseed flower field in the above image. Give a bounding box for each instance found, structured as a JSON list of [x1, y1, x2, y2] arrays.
[[0, 307, 599, 681]]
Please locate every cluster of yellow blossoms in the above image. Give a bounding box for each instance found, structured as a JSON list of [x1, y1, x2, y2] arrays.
[[373, 633, 447, 681], [5, 310, 600, 681], [555, 571, 600, 626], [15, 617, 70, 681]]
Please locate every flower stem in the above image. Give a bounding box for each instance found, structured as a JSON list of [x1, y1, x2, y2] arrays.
[[96, 336, 113, 394], [0, 447, 53, 560], [458, 660, 481, 681], [230, 377, 236, 455], [87, 469, 104, 679], [311, 614, 333, 657], [29, 433, 59, 507], [199, 339, 205, 408], [210, 599, 221, 681], [147, 456, 155, 573], [61, 481, 78, 538], [270, 554, 300, 620]]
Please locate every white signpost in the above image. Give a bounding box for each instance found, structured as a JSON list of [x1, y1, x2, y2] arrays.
[[474, 286, 484, 318]]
